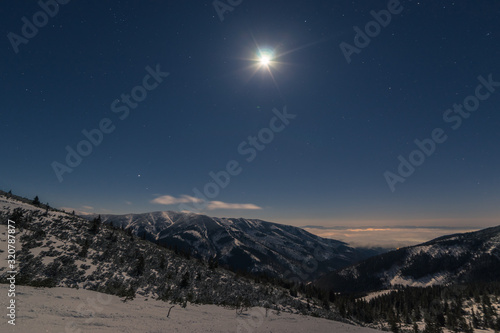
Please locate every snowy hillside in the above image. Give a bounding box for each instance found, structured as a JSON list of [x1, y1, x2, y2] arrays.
[[315, 225, 500, 293], [0, 285, 384, 333], [0, 191, 372, 330], [87, 211, 382, 281]]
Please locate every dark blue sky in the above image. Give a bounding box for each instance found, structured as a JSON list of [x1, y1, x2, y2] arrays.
[[2, 0, 499, 228]]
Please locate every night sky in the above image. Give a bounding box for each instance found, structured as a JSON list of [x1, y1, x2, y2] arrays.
[[2, 1, 500, 231]]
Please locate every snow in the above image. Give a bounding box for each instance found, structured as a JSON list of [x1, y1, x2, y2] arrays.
[[0, 285, 384, 333], [339, 266, 359, 279], [182, 230, 202, 239], [485, 233, 500, 254], [407, 244, 468, 260], [389, 272, 450, 287], [0, 197, 42, 213], [361, 290, 393, 302]]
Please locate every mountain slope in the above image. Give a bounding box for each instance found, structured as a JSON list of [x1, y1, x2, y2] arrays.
[[0, 284, 384, 333], [315, 226, 500, 293], [0, 192, 341, 320], [89, 211, 380, 281]]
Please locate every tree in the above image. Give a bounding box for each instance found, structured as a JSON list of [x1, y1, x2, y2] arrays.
[[89, 216, 101, 234], [471, 309, 479, 329], [179, 272, 190, 289], [133, 254, 145, 276], [388, 310, 400, 333], [122, 285, 136, 302], [423, 315, 443, 333], [32, 196, 40, 205], [208, 257, 218, 270], [79, 238, 90, 257]]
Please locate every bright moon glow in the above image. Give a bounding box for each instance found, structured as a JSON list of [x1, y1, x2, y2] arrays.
[[260, 55, 271, 66], [258, 50, 273, 67]]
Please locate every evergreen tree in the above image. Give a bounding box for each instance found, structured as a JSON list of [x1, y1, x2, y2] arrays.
[[32, 195, 40, 205], [133, 254, 145, 276], [179, 271, 189, 289], [389, 316, 400, 333], [471, 309, 479, 329], [79, 238, 90, 257], [208, 257, 218, 270], [89, 216, 101, 234], [423, 315, 443, 333]]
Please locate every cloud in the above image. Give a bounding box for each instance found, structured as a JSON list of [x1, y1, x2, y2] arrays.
[[82, 205, 94, 210], [151, 194, 261, 211], [206, 201, 262, 210], [151, 195, 203, 205]]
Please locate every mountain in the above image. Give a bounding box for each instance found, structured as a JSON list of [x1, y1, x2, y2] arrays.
[[0, 191, 345, 321], [315, 225, 500, 293], [86, 211, 382, 281]]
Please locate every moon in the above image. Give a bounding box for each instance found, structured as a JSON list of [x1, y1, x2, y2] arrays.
[[259, 54, 271, 66], [258, 50, 273, 67]]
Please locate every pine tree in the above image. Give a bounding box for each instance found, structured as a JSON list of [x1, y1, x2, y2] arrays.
[[423, 316, 443, 333], [89, 216, 101, 234], [79, 238, 90, 257], [32, 196, 40, 205], [208, 257, 218, 269], [464, 323, 474, 333], [388, 310, 400, 333], [134, 254, 145, 276], [472, 309, 479, 329], [179, 272, 189, 289]]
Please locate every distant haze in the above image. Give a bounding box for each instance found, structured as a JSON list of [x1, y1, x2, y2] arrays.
[[304, 226, 483, 248]]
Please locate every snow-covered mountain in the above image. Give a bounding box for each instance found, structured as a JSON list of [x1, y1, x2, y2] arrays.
[[88, 211, 381, 281], [0, 191, 344, 321], [315, 225, 500, 293]]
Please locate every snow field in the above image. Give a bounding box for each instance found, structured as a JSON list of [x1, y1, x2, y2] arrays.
[[0, 285, 384, 333]]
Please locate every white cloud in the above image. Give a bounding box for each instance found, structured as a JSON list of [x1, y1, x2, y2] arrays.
[[152, 194, 261, 211], [151, 195, 204, 205], [206, 201, 262, 210], [82, 205, 94, 210]]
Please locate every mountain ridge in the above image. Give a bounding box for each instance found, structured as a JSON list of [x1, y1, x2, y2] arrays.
[[315, 224, 500, 293], [85, 211, 384, 281], [0, 192, 345, 322]]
